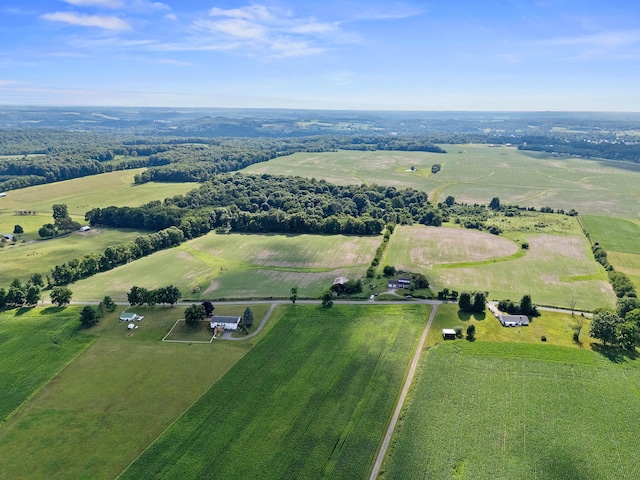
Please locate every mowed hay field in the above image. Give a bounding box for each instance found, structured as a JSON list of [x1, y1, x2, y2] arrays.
[[381, 341, 640, 480], [121, 304, 428, 480], [0, 307, 95, 421], [581, 215, 640, 289], [385, 225, 614, 310], [242, 145, 640, 217], [0, 304, 277, 480], [71, 232, 381, 301]]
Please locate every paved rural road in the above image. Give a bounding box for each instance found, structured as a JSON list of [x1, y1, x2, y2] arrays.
[[369, 303, 439, 480]]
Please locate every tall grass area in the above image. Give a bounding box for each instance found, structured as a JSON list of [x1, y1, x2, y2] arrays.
[[120, 304, 429, 480], [381, 341, 640, 479], [71, 232, 381, 301], [0, 304, 276, 480], [0, 306, 95, 421], [242, 145, 640, 217]]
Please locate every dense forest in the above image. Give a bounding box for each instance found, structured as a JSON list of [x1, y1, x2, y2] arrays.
[[86, 173, 443, 236]]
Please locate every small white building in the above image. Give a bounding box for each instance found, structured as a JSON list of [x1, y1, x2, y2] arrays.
[[499, 315, 529, 327], [119, 312, 144, 322], [79, 225, 91, 232], [442, 328, 457, 340], [0, 192, 6, 197], [210, 315, 242, 331]]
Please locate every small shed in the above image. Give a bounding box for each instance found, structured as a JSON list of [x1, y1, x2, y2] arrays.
[[210, 315, 242, 331], [119, 312, 144, 322], [442, 328, 457, 340], [2, 233, 14, 241], [79, 225, 91, 232], [0, 192, 6, 198], [333, 277, 348, 286]]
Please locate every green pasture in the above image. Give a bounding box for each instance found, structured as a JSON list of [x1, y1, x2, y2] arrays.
[[581, 215, 640, 254], [424, 303, 594, 349], [385, 226, 614, 310], [0, 227, 143, 289], [70, 232, 381, 301], [381, 341, 640, 480], [121, 304, 428, 480], [0, 304, 278, 480], [0, 307, 95, 422], [0, 168, 196, 218], [242, 145, 640, 217]]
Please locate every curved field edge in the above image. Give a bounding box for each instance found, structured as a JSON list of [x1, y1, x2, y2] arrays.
[[0, 307, 96, 422], [119, 304, 430, 480], [380, 341, 640, 480]]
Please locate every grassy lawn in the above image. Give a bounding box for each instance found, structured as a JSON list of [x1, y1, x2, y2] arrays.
[[242, 145, 640, 217], [424, 303, 594, 348], [385, 225, 614, 311], [0, 227, 144, 289], [70, 232, 381, 301], [0, 306, 96, 421], [0, 304, 280, 480], [120, 304, 429, 480], [381, 339, 640, 479], [163, 304, 271, 342]]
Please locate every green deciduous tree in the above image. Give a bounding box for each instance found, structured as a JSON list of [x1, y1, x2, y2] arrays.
[[589, 310, 621, 346], [202, 301, 215, 317], [13, 225, 23, 235], [383, 265, 397, 277], [473, 292, 487, 313], [466, 324, 476, 341], [321, 289, 333, 308], [102, 295, 116, 312], [290, 287, 298, 305], [50, 286, 72, 307], [185, 304, 206, 327], [458, 292, 472, 312]]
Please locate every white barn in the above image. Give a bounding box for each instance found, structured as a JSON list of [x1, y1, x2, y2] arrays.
[[210, 316, 241, 331]]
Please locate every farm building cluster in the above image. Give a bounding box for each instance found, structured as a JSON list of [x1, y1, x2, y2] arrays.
[[488, 304, 530, 327]]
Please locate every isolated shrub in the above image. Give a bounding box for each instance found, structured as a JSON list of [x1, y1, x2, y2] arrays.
[[521, 242, 529, 250], [466, 324, 476, 341], [454, 327, 463, 338], [541, 336, 547, 342]]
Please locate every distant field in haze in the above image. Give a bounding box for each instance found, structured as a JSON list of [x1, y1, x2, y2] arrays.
[[71, 232, 381, 301], [385, 225, 614, 310], [242, 145, 640, 218]]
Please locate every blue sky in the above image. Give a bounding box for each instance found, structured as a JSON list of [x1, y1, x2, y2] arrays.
[[1, 1, 639, 110]]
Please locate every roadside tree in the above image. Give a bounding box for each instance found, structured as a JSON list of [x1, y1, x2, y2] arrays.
[[290, 287, 298, 305], [50, 286, 72, 307], [589, 310, 621, 346], [202, 301, 215, 317], [321, 289, 333, 308]]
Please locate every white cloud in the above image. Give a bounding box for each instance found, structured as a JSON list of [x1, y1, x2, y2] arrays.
[[63, 0, 125, 7], [539, 30, 640, 48], [187, 4, 345, 58], [165, 13, 178, 21], [42, 11, 132, 30], [62, 0, 169, 10], [0, 80, 17, 85]]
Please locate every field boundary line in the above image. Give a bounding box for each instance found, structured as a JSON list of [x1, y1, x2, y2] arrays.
[[161, 319, 215, 343], [369, 303, 438, 479]]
